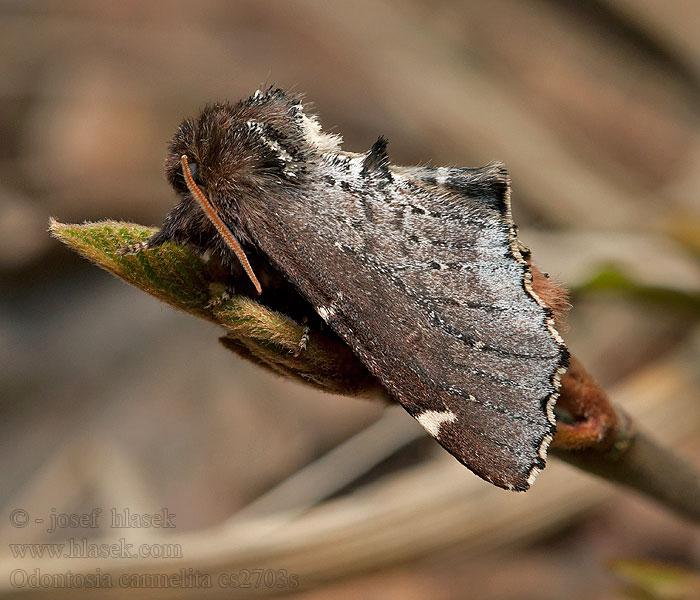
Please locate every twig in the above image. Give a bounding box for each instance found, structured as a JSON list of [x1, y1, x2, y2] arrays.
[[551, 357, 700, 522], [552, 425, 700, 523]]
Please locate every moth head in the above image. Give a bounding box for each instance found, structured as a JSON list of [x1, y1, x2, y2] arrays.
[[164, 88, 342, 202], [140, 88, 343, 294]]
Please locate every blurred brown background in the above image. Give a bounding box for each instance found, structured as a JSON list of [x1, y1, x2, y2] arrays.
[[1, 1, 699, 599]]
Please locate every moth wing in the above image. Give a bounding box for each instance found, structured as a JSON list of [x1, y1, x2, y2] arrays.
[[246, 157, 567, 490]]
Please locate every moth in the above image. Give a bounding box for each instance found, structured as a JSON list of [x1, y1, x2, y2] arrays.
[[123, 88, 569, 491]]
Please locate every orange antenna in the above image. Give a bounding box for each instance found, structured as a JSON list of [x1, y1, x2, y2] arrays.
[[180, 155, 262, 295]]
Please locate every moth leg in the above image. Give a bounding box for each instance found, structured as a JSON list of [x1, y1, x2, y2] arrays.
[[118, 240, 151, 255], [118, 198, 194, 256], [206, 282, 236, 308], [117, 228, 171, 256], [295, 317, 310, 357]]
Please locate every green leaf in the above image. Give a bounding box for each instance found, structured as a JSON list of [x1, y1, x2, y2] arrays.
[[609, 558, 700, 600], [575, 265, 700, 318], [49, 219, 215, 321]]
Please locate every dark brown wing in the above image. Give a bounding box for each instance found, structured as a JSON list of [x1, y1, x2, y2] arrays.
[[245, 153, 568, 490]]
